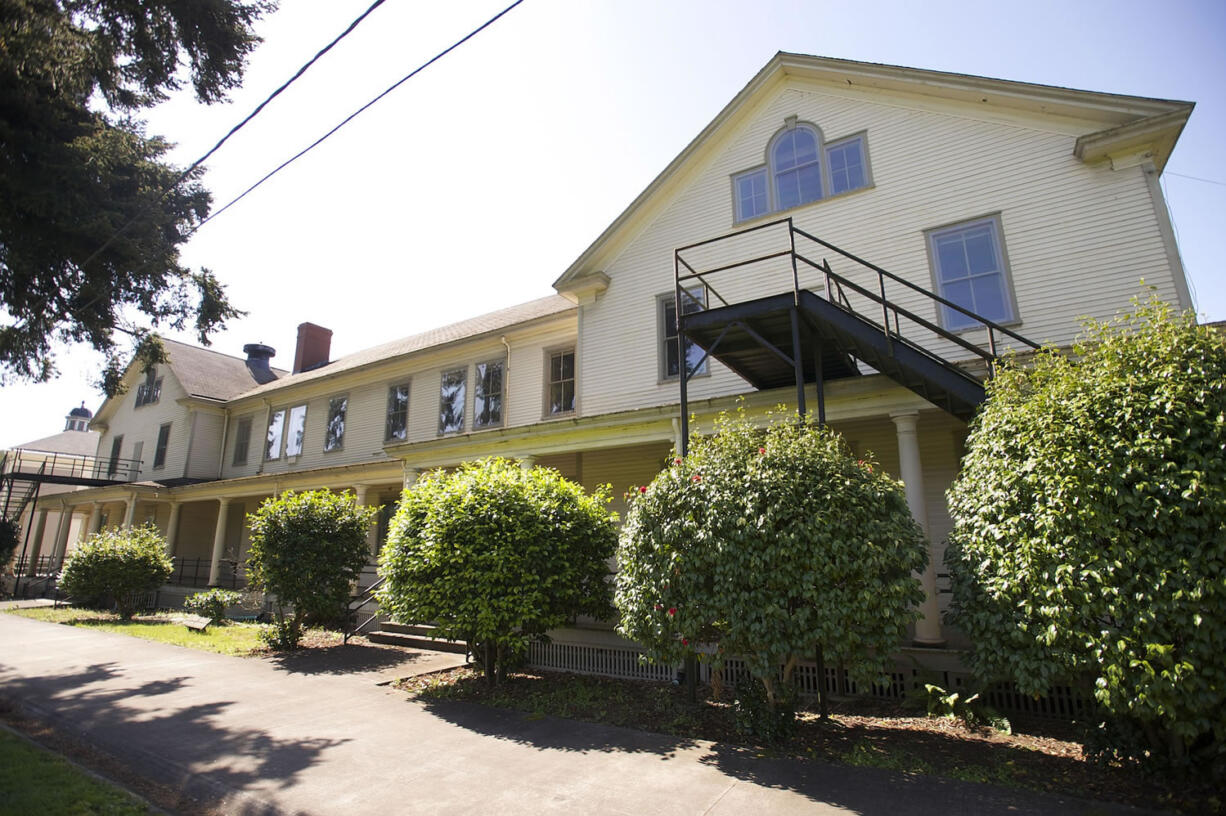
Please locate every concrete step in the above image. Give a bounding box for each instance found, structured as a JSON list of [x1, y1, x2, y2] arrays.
[[367, 623, 468, 654]]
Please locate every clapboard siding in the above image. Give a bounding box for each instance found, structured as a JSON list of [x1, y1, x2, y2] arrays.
[[94, 365, 192, 481], [577, 79, 1184, 418]]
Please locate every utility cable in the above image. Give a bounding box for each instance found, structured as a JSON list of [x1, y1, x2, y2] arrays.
[[191, 0, 526, 234]]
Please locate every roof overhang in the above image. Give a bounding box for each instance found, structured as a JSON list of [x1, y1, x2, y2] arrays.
[[1073, 108, 1192, 172]]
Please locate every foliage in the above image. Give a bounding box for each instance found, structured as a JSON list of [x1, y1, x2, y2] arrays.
[[184, 587, 241, 624], [0, 0, 270, 387], [58, 524, 172, 619], [946, 296, 1226, 773], [9, 605, 266, 655], [915, 683, 1011, 735], [616, 409, 927, 723], [0, 516, 20, 570], [0, 729, 150, 816], [246, 490, 376, 650], [378, 458, 618, 685], [733, 674, 798, 743]]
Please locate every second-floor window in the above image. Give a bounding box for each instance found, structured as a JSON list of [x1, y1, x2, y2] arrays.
[[733, 121, 870, 222], [474, 360, 504, 429], [107, 435, 123, 475], [439, 368, 466, 434], [661, 289, 707, 380], [547, 349, 575, 416], [265, 404, 307, 460], [386, 383, 409, 441], [134, 367, 162, 407], [233, 416, 252, 466], [153, 423, 171, 469], [284, 405, 307, 456], [324, 396, 347, 452], [926, 215, 1017, 331]]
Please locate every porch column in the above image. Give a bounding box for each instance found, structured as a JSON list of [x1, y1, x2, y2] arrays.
[[164, 502, 182, 557], [122, 493, 138, 528], [208, 498, 232, 586], [890, 410, 943, 646], [354, 484, 380, 557], [402, 466, 419, 490], [27, 508, 49, 565], [50, 504, 73, 569], [86, 503, 102, 536], [519, 456, 536, 471]]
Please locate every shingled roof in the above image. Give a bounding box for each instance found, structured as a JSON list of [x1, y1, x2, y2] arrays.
[[161, 338, 289, 402], [236, 294, 575, 401]]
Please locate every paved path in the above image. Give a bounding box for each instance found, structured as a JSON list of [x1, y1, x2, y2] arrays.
[[0, 613, 1148, 815]]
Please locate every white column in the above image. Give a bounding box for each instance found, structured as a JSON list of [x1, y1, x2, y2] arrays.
[[27, 508, 49, 564], [51, 505, 73, 568], [86, 503, 103, 536], [402, 466, 419, 490], [354, 484, 380, 557], [165, 502, 182, 557], [891, 410, 943, 646], [519, 456, 536, 471], [122, 493, 138, 528], [208, 498, 232, 586]]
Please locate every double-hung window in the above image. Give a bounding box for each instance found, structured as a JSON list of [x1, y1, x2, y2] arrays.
[[324, 396, 347, 452], [233, 416, 252, 466], [927, 215, 1017, 331], [385, 383, 410, 442], [134, 367, 162, 407], [474, 360, 504, 429], [107, 435, 123, 476], [661, 289, 707, 380], [265, 404, 307, 460], [153, 423, 171, 469], [546, 349, 575, 416], [732, 122, 870, 222], [439, 368, 466, 434]]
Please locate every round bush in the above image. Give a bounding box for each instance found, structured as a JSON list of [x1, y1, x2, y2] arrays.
[[378, 458, 617, 685], [946, 297, 1226, 772], [59, 524, 173, 618]]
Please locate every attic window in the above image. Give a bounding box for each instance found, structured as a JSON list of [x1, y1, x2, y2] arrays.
[[134, 367, 162, 407], [732, 122, 871, 222]]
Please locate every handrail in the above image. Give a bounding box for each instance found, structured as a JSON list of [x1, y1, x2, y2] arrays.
[[1, 447, 142, 483], [344, 575, 385, 644]]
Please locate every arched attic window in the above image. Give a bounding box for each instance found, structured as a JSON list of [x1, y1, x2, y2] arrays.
[[771, 125, 823, 210]]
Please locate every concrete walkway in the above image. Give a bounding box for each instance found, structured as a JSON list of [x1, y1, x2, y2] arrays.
[[0, 612, 1150, 816]]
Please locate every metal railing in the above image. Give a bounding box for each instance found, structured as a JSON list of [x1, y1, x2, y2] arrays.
[[168, 557, 248, 589], [0, 447, 142, 484], [344, 575, 385, 644], [673, 217, 1040, 378]]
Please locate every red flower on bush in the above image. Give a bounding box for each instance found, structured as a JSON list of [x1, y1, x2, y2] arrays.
[[681, 638, 689, 646], [674, 458, 683, 465], [758, 447, 766, 454], [691, 474, 701, 483], [654, 603, 662, 611], [639, 485, 647, 493], [668, 607, 677, 617]]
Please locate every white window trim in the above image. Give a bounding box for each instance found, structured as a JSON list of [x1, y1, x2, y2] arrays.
[[924, 213, 1021, 333], [657, 289, 709, 383], [543, 345, 577, 419], [473, 358, 506, 430], [385, 381, 411, 443], [324, 394, 348, 453]]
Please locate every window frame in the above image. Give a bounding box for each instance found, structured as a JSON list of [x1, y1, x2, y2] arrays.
[[134, 367, 163, 408], [283, 404, 307, 457], [473, 358, 506, 430], [924, 213, 1020, 333], [385, 382, 410, 442], [324, 395, 348, 453], [543, 346, 577, 418], [232, 415, 253, 466], [730, 122, 873, 223], [153, 423, 171, 470], [438, 367, 467, 435], [264, 409, 285, 461], [658, 288, 709, 383], [107, 435, 123, 476]]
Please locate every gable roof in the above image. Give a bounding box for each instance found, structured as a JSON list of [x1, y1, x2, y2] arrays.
[[8, 429, 99, 456], [553, 52, 1193, 291], [234, 295, 576, 401], [161, 337, 290, 402]]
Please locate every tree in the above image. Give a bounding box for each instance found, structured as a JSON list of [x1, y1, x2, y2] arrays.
[[378, 458, 618, 685], [946, 297, 1226, 773], [0, 516, 20, 572], [59, 523, 173, 619], [0, 0, 272, 388], [246, 490, 376, 649], [616, 410, 927, 731]]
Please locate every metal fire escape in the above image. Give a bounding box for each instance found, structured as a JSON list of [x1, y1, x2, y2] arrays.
[[673, 218, 1040, 452]]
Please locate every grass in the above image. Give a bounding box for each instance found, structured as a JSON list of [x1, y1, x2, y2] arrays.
[[7, 606, 270, 656], [400, 666, 1223, 815], [0, 726, 152, 815]]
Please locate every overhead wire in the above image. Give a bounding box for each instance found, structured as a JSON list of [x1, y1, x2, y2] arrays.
[[191, 0, 526, 234]]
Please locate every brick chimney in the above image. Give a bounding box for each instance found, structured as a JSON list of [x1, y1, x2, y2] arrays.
[[243, 343, 277, 385], [293, 322, 332, 373]]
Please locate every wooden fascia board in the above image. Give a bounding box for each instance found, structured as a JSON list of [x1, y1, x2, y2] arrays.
[[1073, 107, 1194, 173]]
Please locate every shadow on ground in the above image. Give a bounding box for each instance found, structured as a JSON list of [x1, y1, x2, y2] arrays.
[[0, 660, 347, 815]]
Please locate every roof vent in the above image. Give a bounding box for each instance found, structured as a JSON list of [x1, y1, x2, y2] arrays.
[[293, 322, 332, 374], [243, 343, 278, 385]]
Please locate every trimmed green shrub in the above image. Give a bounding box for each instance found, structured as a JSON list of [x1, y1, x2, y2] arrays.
[[59, 524, 173, 619], [184, 588, 241, 625], [616, 409, 927, 737], [378, 458, 618, 685], [946, 297, 1226, 774], [246, 490, 376, 650]]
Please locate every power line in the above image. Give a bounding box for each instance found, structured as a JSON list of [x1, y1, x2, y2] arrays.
[[77, 0, 389, 272], [192, 0, 526, 234], [1166, 171, 1226, 188]]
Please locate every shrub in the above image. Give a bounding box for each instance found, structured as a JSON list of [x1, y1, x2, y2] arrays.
[[0, 517, 19, 571], [946, 296, 1226, 774], [184, 588, 241, 625], [378, 458, 618, 685], [246, 490, 376, 650], [59, 524, 173, 619], [616, 409, 927, 737]]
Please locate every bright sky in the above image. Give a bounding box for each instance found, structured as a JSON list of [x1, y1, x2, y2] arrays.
[[3, 0, 1223, 449]]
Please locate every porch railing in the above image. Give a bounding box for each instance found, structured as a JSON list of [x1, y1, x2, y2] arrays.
[[168, 557, 248, 590]]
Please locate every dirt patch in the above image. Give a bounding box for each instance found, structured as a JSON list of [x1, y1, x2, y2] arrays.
[[399, 667, 1221, 815]]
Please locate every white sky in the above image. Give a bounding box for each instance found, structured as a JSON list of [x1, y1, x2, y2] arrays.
[[3, 0, 1224, 449]]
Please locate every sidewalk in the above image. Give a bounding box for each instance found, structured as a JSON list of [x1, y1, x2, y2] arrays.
[[0, 612, 1152, 815]]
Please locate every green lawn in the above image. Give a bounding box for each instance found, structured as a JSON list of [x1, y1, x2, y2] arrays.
[[7, 606, 267, 656], [0, 727, 152, 815]]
